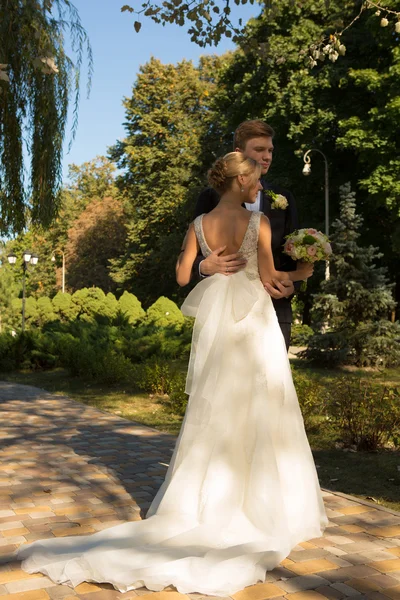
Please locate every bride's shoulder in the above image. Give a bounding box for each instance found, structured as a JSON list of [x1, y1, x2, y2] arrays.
[[258, 213, 271, 234], [257, 212, 270, 225]]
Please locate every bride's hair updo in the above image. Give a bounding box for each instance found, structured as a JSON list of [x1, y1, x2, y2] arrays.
[[207, 152, 261, 195]]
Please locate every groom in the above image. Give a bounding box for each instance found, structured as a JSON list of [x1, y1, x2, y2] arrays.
[[193, 120, 299, 350]]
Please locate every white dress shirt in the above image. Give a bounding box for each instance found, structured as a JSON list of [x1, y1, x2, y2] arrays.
[[245, 190, 262, 212]]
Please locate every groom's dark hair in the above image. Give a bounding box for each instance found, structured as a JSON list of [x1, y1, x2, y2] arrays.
[[234, 120, 275, 151]]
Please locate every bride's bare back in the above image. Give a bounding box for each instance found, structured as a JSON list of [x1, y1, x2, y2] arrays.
[[201, 207, 252, 256]]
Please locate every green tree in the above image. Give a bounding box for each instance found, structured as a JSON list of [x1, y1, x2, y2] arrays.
[[0, 261, 20, 332], [0, 0, 92, 233], [109, 56, 222, 305], [5, 229, 57, 298], [211, 0, 400, 314], [50, 156, 121, 274], [3, 156, 121, 298], [305, 183, 399, 366], [65, 195, 126, 293]]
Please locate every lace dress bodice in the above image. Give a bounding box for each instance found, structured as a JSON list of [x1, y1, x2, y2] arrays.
[[194, 211, 262, 281]]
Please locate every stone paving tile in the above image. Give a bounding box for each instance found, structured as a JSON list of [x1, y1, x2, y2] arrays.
[[232, 582, 283, 599], [381, 586, 400, 600], [1, 381, 400, 600], [330, 583, 361, 597], [285, 594, 333, 600]]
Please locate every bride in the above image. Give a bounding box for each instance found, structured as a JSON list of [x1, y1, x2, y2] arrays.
[[18, 152, 328, 597]]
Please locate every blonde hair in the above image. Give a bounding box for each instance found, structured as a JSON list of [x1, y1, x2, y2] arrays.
[[207, 152, 261, 195]]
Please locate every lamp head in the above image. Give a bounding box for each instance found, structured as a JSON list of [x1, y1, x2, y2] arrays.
[[7, 253, 17, 265], [302, 162, 311, 176], [30, 254, 39, 266], [23, 250, 32, 263]]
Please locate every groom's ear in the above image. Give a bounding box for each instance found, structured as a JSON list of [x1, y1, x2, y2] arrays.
[[234, 147, 242, 153]]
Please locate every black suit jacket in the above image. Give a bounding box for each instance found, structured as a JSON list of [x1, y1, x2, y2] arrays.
[[193, 179, 299, 324]]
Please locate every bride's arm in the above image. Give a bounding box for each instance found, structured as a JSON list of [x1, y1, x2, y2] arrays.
[[176, 224, 200, 286], [258, 216, 313, 285]]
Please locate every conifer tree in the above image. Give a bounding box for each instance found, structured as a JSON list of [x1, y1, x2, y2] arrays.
[[306, 183, 399, 366]]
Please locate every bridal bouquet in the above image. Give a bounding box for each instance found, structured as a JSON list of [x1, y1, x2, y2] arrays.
[[283, 228, 332, 290]]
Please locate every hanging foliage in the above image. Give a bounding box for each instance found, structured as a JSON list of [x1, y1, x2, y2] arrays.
[[0, 0, 92, 234], [122, 0, 400, 63]]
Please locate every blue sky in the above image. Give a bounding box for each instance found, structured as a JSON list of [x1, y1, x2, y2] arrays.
[[62, 0, 260, 182]]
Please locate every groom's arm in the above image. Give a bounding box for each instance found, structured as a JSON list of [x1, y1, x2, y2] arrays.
[[191, 188, 247, 280], [192, 188, 218, 278]]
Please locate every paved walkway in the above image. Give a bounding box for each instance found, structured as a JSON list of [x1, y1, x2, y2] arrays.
[[0, 382, 400, 600]]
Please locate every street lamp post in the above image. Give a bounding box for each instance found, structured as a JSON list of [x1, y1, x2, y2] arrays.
[[302, 149, 330, 279], [7, 251, 39, 332], [51, 251, 65, 293]]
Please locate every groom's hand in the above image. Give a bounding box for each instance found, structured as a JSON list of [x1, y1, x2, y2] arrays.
[[199, 246, 247, 276], [264, 279, 294, 299]]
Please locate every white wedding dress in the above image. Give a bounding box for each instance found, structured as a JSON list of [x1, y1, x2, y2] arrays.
[[18, 211, 328, 596]]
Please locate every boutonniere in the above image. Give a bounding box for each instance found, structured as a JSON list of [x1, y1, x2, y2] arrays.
[[265, 190, 289, 210]]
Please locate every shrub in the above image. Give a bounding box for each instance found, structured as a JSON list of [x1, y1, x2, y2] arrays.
[[352, 321, 400, 368], [72, 288, 107, 322], [95, 350, 134, 385], [52, 292, 80, 321], [292, 369, 325, 431], [103, 293, 119, 321], [165, 372, 188, 416], [132, 358, 176, 396], [37, 297, 57, 326], [122, 325, 163, 362], [326, 378, 400, 451], [290, 324, 314, 347], [303, 320, 400, 368], [0, 330, 60, 371], [54, 321, 133, 383], [118, 291, 145, 324], [132, 358, 188, 415], [146, 297, 184, 328], [122, 321, 192, 363], [0, 333, 18, 371], [301, 330, 351, 366], [10, 297, 39, 329]]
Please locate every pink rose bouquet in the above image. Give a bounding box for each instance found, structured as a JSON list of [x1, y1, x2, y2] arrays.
[[283, 228, 332, 290]]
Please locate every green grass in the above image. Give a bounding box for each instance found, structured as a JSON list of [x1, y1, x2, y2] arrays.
[[3, 364, 400, 513], [314, 449, 400, 513], [291, 358, 400, 386]]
